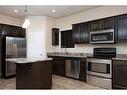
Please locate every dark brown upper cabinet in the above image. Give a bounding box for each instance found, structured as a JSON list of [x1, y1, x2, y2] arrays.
[[90, 20, 101, 31], [72, 24, 81, 44], [102, 17, 114, 30], [2, 24, 15, 36], [61, 30, 74, 48], [72, 22, 90, 44], [0, 25, 2, 35], [52, 28, 59, 45], [15, 27, 26, 37], [90, 17, 114, 31], [1, 24, 25, 37], [116, 14, 127, 43]]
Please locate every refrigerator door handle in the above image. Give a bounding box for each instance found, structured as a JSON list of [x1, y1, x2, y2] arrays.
[[13, 44, 15, 57], [13, 43, 17, 58], [15, 44, 18, 58], [12, 43, 15, 57]]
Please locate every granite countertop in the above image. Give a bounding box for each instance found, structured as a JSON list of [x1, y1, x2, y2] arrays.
[[112, 54, 127, 61], [47, 52, 127, 61], [47, 52, 93, 58], [6, 57, 53, 64]]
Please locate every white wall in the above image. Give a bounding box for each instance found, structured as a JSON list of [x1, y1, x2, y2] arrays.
[[0, 14, 20, 26], [45, 16, 56, 52], [54, 6, 127, 54], [25, 16, 56, 58], [26, 16, 47, 58]]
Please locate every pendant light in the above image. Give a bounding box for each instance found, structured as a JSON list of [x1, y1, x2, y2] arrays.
[[22, 5, 31, 28]]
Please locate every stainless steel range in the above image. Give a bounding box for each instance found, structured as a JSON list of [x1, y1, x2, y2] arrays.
[[86, 48, 116, 89]]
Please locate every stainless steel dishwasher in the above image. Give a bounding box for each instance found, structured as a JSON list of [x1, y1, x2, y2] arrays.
[[66, 60, 80, 79]]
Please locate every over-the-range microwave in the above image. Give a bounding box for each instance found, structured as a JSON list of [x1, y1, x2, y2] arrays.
[[90, 29, 114, 44]]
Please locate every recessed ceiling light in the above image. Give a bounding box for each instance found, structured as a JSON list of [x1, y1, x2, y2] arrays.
[[52, 10, 56, 13], [14, 10, 18, 13]]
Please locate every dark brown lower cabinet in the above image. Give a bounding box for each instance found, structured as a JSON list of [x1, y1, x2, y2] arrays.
[[113, 60, 127, 89], [79, 59, 86, 82], [52, 57, 65, 76], [16, 61, 52, 89]]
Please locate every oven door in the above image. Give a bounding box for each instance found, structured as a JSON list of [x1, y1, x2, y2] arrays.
[[86, 58, 112, 78]]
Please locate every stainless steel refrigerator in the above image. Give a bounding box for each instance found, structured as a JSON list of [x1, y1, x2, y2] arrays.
[[4, 37, 26, 77]]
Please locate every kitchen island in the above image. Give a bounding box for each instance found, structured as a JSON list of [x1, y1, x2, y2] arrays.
[[6, 58, 52, 89]]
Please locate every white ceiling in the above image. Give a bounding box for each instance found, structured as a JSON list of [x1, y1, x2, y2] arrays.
[[0, 5, 100, 18]]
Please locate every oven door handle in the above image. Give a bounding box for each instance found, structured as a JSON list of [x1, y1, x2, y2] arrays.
[[87, 59, 111, 64]]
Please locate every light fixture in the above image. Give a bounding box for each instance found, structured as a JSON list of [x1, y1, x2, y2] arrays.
[[52, 9, 56, 13], [22, 5, 31, 28], [14, 10, 18, 13]]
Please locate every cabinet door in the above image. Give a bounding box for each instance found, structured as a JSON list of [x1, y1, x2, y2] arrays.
[[32, 61, 52, 89], [61, 30, 74, 48], [17, 27, 26, 37], [0, 25, 2, 35], [22, 28, 26, 37], [67, 30, 74, 48], [52, 28, 59, 45], [90, 20, 101, 31], [73, 23, 90, 44], [17, 61, 52, 89], [72, 24, 81, 43], [61, 31, 66, 48], [117, 15, 127, 42], [113, 60, 127, 89], [80, 23, 90, 43], [52, 57, 65, 76], [102, 17, 114, 30], [2, 25, 14, 36], [79, 59, 86, 82], [0, 36, 2, 76], [12, 27, 25, 37], [2, 24, 25, 37], [16, 64, 33, 89]]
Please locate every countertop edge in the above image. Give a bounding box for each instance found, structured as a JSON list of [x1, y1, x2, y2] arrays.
[[47, 52, 127, 61], [6, 58, 53, 64]]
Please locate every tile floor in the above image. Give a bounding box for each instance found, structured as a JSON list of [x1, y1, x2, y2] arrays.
[[0, 75, 103, 89]]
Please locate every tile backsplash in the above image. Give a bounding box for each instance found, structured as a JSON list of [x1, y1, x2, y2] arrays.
[[52, 43, 127, 54]]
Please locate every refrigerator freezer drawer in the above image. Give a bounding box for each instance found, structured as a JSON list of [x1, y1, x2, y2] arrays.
[[6, 62, 16, 76]]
